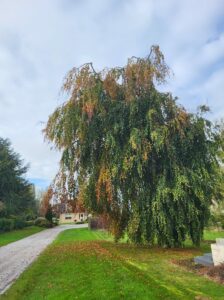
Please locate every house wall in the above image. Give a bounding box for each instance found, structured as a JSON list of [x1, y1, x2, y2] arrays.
[[59, 212, 88, 224]]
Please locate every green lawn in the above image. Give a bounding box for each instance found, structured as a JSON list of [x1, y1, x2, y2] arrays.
[[1, 228, 224, 300], [0, 226, 44, 247], [203, 230, 224, 241]]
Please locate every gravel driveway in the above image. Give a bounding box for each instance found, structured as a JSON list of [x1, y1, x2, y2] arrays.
[[0, 224, 88, 294]]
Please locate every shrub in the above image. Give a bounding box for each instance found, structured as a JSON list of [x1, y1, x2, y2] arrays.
[[52, 217, 58, 226], [13, 217, 26, 229], [26, 220, 34, 226], [88, 216, 109, 230], [209, 200, 224, 230], [0, 201, 6, 218], [0, 218, 14, 232], [45, 206, 53, 223], [25, 213, 36, 221], [34, 217, 52, 228]]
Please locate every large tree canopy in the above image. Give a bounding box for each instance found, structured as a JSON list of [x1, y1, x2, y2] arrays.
[[45, 46, 223, 247], [0, 138, 36, 217]]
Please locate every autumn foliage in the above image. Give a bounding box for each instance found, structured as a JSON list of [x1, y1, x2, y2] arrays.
[[39, 186, 53, 217], [44, 46, 223, 247]]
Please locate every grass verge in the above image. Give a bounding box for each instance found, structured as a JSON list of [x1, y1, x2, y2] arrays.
[[0, 226, 44, 247]]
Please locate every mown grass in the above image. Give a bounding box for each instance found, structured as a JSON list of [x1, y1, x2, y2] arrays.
[[1, 228, 224, 300], [0, 226, 44, 247], [203, 230, 224, 241]]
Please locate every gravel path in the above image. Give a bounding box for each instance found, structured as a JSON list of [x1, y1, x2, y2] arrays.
[[0, 224, 88, 294]]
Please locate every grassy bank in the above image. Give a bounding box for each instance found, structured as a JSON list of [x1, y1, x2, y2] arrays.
[[0, 226, 44, 247], [1, 228, 224, 299]]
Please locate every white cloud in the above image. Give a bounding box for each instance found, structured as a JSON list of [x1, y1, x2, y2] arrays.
[[170, 33, 224, 87], [189, 68, 224, 119]]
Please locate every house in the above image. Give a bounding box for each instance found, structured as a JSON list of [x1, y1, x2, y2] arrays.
[[51, 196, 88, 224], [59, 212, 88, 224]]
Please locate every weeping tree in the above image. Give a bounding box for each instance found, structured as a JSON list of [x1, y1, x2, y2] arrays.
[[45, 46, 223, 247]]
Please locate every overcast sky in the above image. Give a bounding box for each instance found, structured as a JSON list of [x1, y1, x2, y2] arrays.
[[0, 0, 224, 190]]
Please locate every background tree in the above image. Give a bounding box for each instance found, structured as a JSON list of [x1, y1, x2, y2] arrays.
[[39, 186, 53, 218], [0, 138, 36, 217], [0, 201, 6, 217], [44, 46, 223, 247], [45, 206, 53, 223]]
